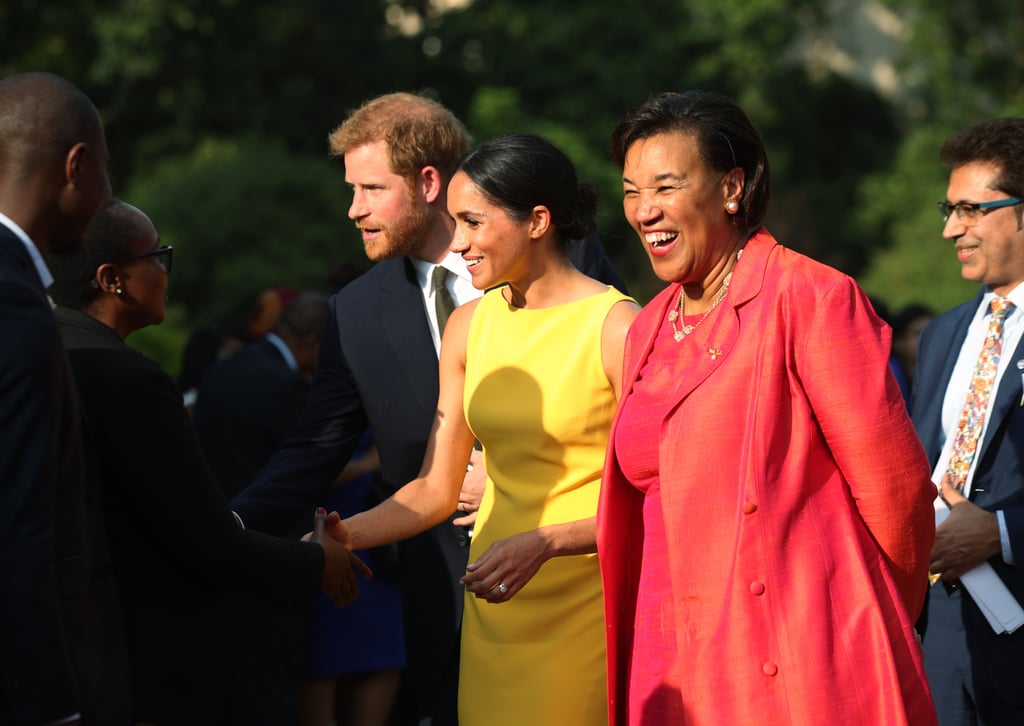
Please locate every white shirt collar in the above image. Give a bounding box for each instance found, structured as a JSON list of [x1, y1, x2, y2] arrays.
[[983, 282, 1024, 313], [264, 332, 299, 373], [411, 251, 473, 289], [0, 211, 54, 289]]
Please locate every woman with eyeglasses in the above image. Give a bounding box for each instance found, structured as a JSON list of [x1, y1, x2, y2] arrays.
[[596, 91, 938, 725], [46, 198, 369, 726]]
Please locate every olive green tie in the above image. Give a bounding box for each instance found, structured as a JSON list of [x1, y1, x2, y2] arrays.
[[433, 265, 456, 337]]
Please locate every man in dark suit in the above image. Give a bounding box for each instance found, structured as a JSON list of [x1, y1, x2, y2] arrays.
[[0, 71, 130, 725], [914, 117, 1024, 725], [231, 93, 626, 725]]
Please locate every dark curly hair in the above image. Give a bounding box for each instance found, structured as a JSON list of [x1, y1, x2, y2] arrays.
[[941, 118, 1024, 202]]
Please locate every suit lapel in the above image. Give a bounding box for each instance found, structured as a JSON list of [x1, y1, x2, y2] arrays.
[[981, 322, 1024, 460], [913, 298, 977, 461], [377, 258, 440, 414]]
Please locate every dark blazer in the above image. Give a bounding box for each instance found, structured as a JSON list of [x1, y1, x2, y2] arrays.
[[912, 290, 1024, 711], [194, 337, 310, 501], [0, 226, 130, 725], [56, 306, 325, 726], [231, 243, 627, 724]]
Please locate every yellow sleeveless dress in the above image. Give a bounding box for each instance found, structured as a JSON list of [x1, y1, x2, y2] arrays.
[[459, 285, 631, 726]]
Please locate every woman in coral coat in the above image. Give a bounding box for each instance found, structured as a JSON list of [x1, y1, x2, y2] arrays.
[[596, 90, 939, 725]]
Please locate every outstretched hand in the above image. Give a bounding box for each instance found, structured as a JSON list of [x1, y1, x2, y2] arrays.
[[323, 508, 354, 547], [313, 507, 372, 607]]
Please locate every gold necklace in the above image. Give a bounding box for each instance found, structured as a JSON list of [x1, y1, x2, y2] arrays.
[[667, 250, 741, 343]]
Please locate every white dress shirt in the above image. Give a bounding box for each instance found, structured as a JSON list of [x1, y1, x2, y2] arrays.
[[412, 251, 482, 356]]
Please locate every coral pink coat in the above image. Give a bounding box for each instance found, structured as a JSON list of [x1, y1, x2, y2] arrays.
[[597, 230, 937, 725]]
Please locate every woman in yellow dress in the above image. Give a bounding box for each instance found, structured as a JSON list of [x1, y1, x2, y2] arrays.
[[329, 133, 638, 725]]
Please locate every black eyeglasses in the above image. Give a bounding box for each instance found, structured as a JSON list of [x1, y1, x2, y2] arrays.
[[937, 197, 1023, 227], [134, 245, 173, 274]]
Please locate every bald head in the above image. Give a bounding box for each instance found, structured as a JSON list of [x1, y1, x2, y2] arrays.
[[0, 73, 101, 178], [0, 71, 110, 254]]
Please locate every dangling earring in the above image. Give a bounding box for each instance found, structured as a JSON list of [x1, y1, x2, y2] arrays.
[[725, 200, 739, 214]]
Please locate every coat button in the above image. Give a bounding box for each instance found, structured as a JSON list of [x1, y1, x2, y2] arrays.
[[742, 502, 757, 514], [457, 534, 469, 547], [749, 581, 765, 596], [762, 662, 778, 676]]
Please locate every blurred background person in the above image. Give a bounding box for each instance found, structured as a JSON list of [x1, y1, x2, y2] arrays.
[[597, 90, 937, 725], [195, 290, 330, 499], [195, 287, 405, 726], [890, 302, 935, 408], [178, 323, 244, 414], [47, 198, 367, 726], [331, 132, 639, 725]]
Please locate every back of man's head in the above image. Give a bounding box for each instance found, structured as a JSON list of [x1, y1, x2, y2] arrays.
[[941, 117, 1024, 198], [0, 71, 109, 252], [275, 290, 329, 344], [275, 290, 329, 378], [0, 72, 102, 183], [327, 92, 470, 183]]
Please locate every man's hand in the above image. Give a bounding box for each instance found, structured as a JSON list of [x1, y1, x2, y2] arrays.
[[313, 507, 371, 606], [454, 448, 485, 527], [930, 474, 1002, 581]]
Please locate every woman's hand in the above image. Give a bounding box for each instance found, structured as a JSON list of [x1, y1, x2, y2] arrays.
[[460, 530, 550, 603]]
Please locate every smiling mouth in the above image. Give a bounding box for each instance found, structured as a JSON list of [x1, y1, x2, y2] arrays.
[[645, 231, 678, 248]]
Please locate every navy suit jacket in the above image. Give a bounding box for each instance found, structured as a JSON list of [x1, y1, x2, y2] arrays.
[[912, 289, 1024, 696], [0, 226, 130, 725]]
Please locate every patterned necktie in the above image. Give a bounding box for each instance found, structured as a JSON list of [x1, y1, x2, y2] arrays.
[[946, 296, 1015, 491], [433, 265, 456, 337]]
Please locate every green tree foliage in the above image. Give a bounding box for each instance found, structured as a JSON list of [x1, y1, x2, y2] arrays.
[[403, 0, 902, 297], [5, 0, 1023, 347], [857, 0, 1024, 313], [2, 0, 418, 184], [124, 135, 362, 328]]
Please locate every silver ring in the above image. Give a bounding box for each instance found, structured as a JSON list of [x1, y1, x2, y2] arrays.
[[497, 582, 508, 594]]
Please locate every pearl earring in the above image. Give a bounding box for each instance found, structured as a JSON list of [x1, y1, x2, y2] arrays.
[[726, 200, 739, 214]]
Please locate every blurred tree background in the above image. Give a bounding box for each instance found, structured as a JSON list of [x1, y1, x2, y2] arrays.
[[3, 0, 1023, 374]]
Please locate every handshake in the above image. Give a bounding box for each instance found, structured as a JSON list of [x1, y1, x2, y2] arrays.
[[308, 507, 370, 607]]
